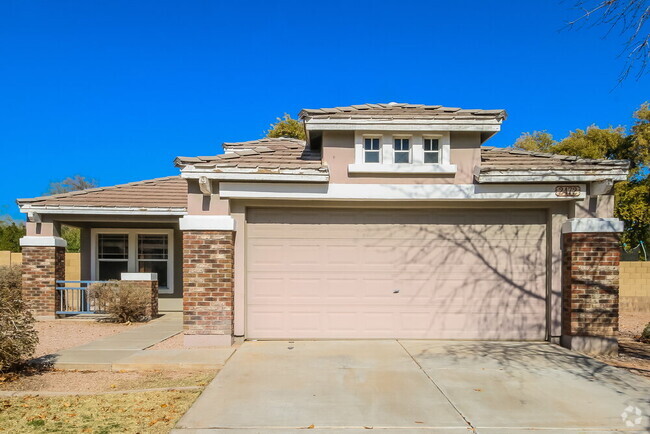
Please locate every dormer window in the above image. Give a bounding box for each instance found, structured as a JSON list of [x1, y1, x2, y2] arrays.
[[364, 137, 381, 163], [394, 138, 410, 163], [424, 138, 440, 163]]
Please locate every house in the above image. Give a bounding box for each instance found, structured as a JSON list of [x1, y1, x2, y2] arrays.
[[16, 103, 629, 355]]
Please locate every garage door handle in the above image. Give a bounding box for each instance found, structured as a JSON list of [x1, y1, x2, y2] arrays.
[[393, 289, 400, 294]]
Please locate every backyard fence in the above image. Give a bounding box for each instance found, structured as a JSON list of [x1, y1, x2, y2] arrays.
[[620, 261, 650, 312], [0, 250, 81, 281]]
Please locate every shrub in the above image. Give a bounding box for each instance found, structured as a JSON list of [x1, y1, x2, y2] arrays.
[[642, 323, 650, 343], [0, 265, 38, 371], [88, 281, 152, 323]]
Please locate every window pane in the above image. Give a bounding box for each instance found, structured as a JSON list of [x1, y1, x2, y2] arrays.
[[395, 152, 409, 163], [424, 138, 440, 151], [365, 138, 380, 151], [98, 261, 128, 281], [138, 261, 168, 288], [98, 234, 128, 259], [138, 234, 168, 260], [424, 152, 439, 163], [365, 151, 380, 163]]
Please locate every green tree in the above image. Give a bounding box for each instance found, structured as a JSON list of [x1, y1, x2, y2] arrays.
[[46, 176, 98, 252], [0, 217, 25, 252], [514, 131, 557, 152], [266, 114, 306, 140], [514, 103, 650, 248]]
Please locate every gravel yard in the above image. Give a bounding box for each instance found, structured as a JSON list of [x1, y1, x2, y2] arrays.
[[33, 319, 144, 358], [595, 310, 650, 378]]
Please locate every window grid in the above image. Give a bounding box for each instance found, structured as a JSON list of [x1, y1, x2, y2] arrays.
[[424, 138, 440, 164], [364, 137, 381, 163], [394, 138, 410, 163]]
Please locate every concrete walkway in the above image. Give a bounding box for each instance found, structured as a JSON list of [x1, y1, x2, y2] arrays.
[[38, 313, 234, 371], [174, 340, 650, 433]]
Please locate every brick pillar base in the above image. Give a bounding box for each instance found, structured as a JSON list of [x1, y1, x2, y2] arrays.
[[182, 230, 234, 347], [561, 231, 620, 355], [20, 240, 66, 319]]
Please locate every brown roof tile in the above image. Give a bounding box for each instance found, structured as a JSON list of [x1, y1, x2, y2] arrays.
[[18, 176, 187, 209], [175, 138, 327, 175], [299, 102, 507, 121], [480, 147, 629, 173]]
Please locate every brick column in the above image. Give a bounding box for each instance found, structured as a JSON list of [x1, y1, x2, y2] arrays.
[[560, 218, 623, 355], [180, 214, 236, 347], [20, 237, 67, 319]]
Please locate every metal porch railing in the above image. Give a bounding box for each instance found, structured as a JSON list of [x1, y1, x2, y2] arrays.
[[55, 280, 114, 315]]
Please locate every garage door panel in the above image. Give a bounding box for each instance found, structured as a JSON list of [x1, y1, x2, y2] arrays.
[[247, 208, 547, 340]]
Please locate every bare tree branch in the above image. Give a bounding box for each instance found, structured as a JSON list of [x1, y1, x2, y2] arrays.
[[567, 0, 649, 82]]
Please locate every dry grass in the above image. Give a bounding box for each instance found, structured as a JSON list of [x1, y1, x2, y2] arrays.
[[0, 369, 217, 393], [0, 390, 200, 433]]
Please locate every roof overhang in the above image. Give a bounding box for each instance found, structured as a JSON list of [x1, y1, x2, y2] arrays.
[[475, 169, 628, 183], [19, 204, 187, 216], [219, 182, 587, 201], [180, 167, 329, 183], [303, 118, 502, 132]]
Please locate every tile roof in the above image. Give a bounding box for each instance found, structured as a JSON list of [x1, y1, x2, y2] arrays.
[[480, 147, 629, 173], [175, 138, 327, 175], [17, 176, 187, 210], [299, 103, 507, 121]]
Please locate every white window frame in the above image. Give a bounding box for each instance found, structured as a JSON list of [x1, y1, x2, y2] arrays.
[[393, 135, 412, 164], [350, 131, 456, 174], [362, 135, 382, 164], [90, 228, 174, 294], [423, 135, 442, 164]]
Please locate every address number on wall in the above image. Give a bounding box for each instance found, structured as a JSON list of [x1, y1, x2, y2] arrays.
[[555, 185, 581, 197]]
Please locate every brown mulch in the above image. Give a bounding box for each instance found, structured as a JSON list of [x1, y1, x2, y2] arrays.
[[33, 320, 144, 359], [595, 310, 650, 378]]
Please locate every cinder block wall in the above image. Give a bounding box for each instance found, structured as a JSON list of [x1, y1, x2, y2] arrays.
[[620, 262, 650, 312]]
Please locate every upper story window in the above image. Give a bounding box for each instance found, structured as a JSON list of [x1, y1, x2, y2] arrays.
[[394, 138, 410, 163], [424, 138, 440, 163], [364, 137, 381, 163]]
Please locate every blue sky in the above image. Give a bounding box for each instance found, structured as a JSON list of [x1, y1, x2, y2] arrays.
[[0, 0, 647, 220]]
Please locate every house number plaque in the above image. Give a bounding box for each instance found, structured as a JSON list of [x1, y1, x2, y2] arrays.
[[555, 185, 581, 197]]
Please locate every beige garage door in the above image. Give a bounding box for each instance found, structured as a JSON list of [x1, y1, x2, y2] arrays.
[[246, 208, 547, 340]]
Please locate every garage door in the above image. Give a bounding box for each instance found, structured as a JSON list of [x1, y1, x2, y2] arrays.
[[246, 208, 547, 340]]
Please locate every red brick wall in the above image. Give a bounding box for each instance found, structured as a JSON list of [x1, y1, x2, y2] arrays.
[[182, 230, 234, 339], [562, 232, 620, 337], [21, 246, 65, 317]]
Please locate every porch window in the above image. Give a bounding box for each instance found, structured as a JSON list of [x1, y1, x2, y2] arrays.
[[138, 234, 168, 289], [97, 234, 129, 281], [92, 229, 174, 294]]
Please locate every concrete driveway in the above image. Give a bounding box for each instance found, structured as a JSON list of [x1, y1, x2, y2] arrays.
[[174, 340, 650, 433]]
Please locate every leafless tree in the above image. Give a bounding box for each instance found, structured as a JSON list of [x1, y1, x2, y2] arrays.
[[567, 0, 649, 82]]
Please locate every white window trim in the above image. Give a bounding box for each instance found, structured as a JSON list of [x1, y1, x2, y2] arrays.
[[351, 132, 455, 173], [359, 134, 383, 164], [90, 228, 174, 294], [393, 135, 412, 164]]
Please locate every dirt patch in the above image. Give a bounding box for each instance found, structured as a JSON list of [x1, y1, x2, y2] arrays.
[[33, 320, 144, 359], [0, 369, 217, 393], [595, 310, 650, 378], [0, 390, 199, 433]]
